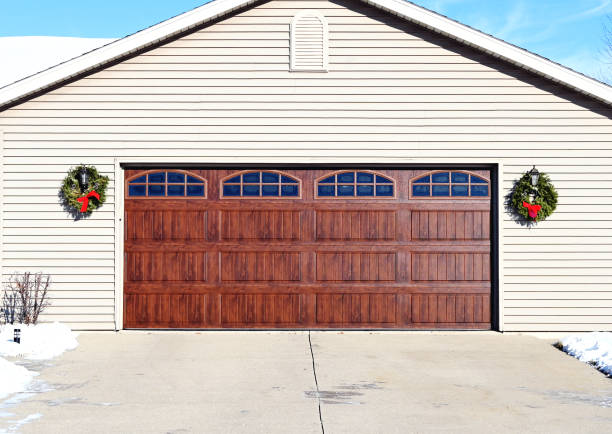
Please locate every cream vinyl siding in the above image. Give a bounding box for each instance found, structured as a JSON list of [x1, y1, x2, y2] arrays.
[[2, 0, 612, 330]]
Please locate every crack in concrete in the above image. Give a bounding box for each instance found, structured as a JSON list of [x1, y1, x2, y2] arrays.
[[308, 331, 325, 434]]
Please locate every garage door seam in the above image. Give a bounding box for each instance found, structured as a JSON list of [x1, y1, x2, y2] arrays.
[[308, 331, 325, 434]]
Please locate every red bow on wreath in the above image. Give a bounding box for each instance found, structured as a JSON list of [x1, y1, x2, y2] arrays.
[[77, 190, 100, 212], [522, 201, 542, 219]]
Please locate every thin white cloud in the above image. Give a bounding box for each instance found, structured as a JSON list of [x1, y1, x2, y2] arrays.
[[560, 0, 612, 24], [498, 2, 528, 38], [576, 0, 612, 18]]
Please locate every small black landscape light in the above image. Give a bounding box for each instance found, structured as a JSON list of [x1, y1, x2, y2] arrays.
[[528, 165, 540, 187], [78, 166, 90, 191], [14, 328, 21, 344]]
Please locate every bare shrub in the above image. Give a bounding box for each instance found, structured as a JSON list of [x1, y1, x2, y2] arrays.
[[1, 272, 51, 325]]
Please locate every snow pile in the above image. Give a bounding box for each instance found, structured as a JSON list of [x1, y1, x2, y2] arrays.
[[0, 322, 78, 360], [0, 36, 116, 88], [560, 332, 612, 376], [0, 322, 78, 402], [0, 357, 38, 400]]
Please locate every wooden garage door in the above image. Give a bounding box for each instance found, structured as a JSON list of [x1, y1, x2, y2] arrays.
[[123, 168, 492, 329]]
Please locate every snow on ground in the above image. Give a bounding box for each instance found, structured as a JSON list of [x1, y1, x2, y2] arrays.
[[0, 323, 78, 360], [0, 36, 116, 88], [0, 357, 38, 401], [0, 323, 79, 402], [560, 332, 612, 376]]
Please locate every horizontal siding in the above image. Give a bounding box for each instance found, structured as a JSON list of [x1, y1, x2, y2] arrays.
[[1, 0, 612, 331]]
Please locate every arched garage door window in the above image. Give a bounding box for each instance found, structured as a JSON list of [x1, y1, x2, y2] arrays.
[[221, 170, 301, 198], [410, 170, 489, 198], [315, 170, 395, 198], [127, 170, 206, 198]]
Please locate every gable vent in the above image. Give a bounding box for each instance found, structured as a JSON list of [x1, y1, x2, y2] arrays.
[[290, 11, 328, 72]]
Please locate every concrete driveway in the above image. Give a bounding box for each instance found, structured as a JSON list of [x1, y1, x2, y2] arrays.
[[1, 332, 611, 434]]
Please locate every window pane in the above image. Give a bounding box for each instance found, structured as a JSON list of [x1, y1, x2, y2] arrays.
[[376, 185, 393, 196], [243, 172, 260, 183], [243, 185, 260, 196], [431, 172, 449, 183], [148, 184, 165, 196], [262, 185, 279, 196], [376, 175, 393, 184], [451, 172, 469, 183], [471, 175, 488, 184], [226, 175, 241, 183], [187, 175, 204, 184], [337, 172, 354, 183], [318, 185, 335, 196], [413, 175, 430, 184], [281, 185, 299, 197], [129, 185, 146, 196], [223, 185, 240, 196], [148, 172, 165, 183], [320, 175, 335, 184], [130, 175, 146, 183], [356, 172, 373, 183], [187, 185, 205, 197], [167, 185, 185, 196], [357, 185, 374, 196], [471, 185, 489, 196], [262, 172, 279, 183], [432, 185, 450, 196], [412, 185, 430, 196], [281, 175, 298, 184], [337, 185, 354, 196], [167, 172, 185, 183], [451, 185, 469, 196]]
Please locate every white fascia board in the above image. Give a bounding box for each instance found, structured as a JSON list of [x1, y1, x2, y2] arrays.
[[365, 0, 612, 105], [0, 0, 255, 108]]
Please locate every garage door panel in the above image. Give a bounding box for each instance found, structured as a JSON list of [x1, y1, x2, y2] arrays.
[[125, 293, 210, 328], [412, 210, 490, 240], [220, 294, 303, 326], [411, 294, 490, 324], [220, 210, 302, 240], [412, 253, 490, 281], [316, 252, 396, 281], [126, 252, 207, 281], [315, 293, 397, 325], [315, 210, 398, 241], [220, 251, 301, 281], [126, 210, 208, 240]]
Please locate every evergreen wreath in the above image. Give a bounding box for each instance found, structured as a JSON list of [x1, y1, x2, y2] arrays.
[[60, 165, 109, 214], [510, 170, 558, 222]]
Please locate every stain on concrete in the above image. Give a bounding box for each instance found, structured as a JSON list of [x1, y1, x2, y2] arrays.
[[45, 381, 89, 392], [336, 381, 384, 391], [34, 397, 120, 408], [305, 381, 384, 405]]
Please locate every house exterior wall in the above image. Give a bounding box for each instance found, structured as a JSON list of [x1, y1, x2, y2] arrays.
[[1, 0, 611, 331]]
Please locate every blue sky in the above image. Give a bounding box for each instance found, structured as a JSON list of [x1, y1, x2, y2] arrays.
[[1, 0, 612, 81]]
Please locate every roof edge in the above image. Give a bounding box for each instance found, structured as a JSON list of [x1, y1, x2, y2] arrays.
[[366, 0, 612, 104], [1, 0, 612, 110]]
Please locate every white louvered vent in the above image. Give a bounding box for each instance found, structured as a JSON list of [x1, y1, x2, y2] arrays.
[[290, 11, 328, 72]]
